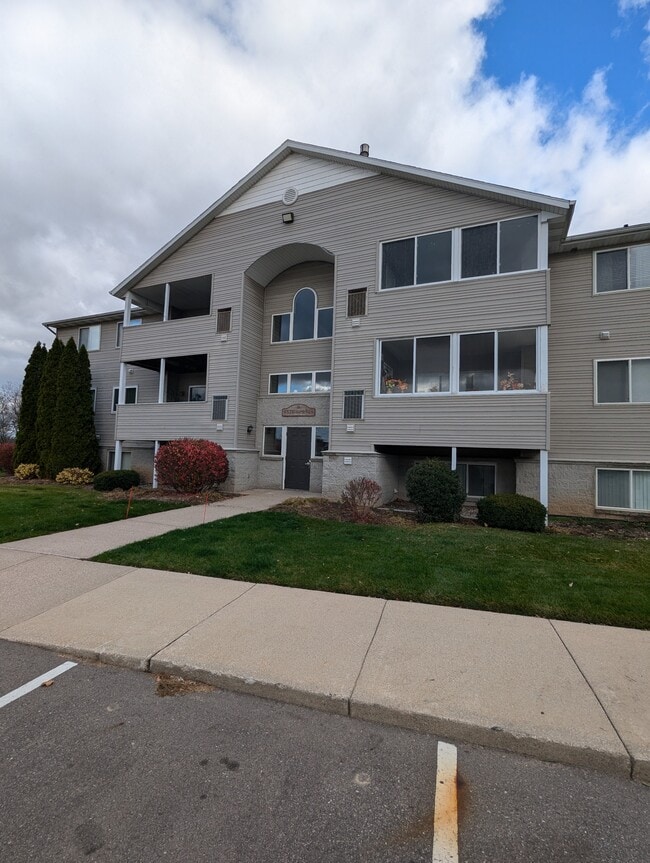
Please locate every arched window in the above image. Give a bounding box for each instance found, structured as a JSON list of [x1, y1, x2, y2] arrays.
[[271, 287, 333, 342], [292, 288, 316, 340]]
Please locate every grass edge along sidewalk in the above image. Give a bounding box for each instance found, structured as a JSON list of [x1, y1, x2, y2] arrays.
[[0, 484, 190, 544], [94, 510, 650, 630]]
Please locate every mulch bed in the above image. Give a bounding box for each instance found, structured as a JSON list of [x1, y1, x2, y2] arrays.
[[274, 496, 650, 540], [0, 475, 233, 506]]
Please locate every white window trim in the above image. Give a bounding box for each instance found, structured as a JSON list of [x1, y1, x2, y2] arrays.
[[79, 324, 101, 352], [262, 425, 285, 458], [268, 370, 332, 395], [379, 214, 542, 292], [457, 461, 497, 498], [262, 425, 330, 460], [211, 395, 228, 421], [594, 356, 650, 405], [271, 287, 334, 343], [116, 319, 142, 348], [312, 426, 330, 459], [188, 385, 207, 402], [112, 385, 137, 412], [595, 468, 650, 513], [376, 328, 540, 397], [342, 389, 365, 420], [593, 244, 650, 295]]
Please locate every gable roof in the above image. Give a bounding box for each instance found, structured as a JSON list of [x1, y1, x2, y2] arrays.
[[112, 140, 575, 298]]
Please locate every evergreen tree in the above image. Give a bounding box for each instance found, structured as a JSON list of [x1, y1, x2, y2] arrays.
[[13, 342, 47, 467], [36, 338, 63, 476], [76, 345, 101, 473], [48, 338, 82, 476], [48, 339, 101, 476]]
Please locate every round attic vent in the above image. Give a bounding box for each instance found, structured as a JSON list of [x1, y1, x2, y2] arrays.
[[282, 187, 299, 205]]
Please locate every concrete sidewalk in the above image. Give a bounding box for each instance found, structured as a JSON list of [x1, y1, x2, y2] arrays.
[[1, 489, 648, 782]]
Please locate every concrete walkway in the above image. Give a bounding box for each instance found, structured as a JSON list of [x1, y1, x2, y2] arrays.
[[1, 489, 648, 782]]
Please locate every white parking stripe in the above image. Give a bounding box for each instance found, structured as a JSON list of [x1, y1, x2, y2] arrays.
[[0, 661, 77, 709], [432, 741, 459, 863]]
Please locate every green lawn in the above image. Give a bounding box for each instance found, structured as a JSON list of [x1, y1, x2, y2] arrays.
[[94, 511, 650, 629], [0, 484, 189, 543]]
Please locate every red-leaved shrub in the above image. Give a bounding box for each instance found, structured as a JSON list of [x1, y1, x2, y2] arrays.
[[341, 476, 383, 522], [154, 438, 229, 493], [0, 442, 15, 474]]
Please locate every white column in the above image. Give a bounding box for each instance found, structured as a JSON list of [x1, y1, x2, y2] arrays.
[[163, 283, 171, 321], [451, 446, 457, 470], [153, 440, 160, 489], [118, 362, 126, 406], [540, 449, 549, 521], [158, 357, 166, 404], [114, 440, 123, 471], [538, 325, 549, 393], [123, 292, 132, 327]]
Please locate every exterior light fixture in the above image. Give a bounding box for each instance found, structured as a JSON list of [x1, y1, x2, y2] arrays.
[[247, 425, 254, 434], [281, 211, 294, 224]]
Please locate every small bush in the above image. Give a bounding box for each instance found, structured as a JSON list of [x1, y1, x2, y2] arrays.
[[0, 442, 15, 475], [14, 463, 40, 480], [341, 477, 382, 522], [477, 493, 547, 533], [93, 469, 141, 492], [55, 467, 94, 486], [154, 439, 229, 493], [405, 459, 465, 523]]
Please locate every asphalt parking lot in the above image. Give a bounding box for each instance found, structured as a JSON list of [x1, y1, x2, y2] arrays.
[[1, 641, 648, 862]]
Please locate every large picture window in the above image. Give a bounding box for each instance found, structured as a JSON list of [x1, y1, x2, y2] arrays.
[[271, 288, 333, 342], [597, 469, 650, 511], [596, 358, 650, 403], [380, 337, 451, 394], [269, 371, 331, 394], [380, 216, 538, 290], [595, 244, 650, 293], [380, 329, 536, 395]]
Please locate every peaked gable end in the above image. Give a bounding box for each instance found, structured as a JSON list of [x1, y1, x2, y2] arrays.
[[221, 153, 377, 216]]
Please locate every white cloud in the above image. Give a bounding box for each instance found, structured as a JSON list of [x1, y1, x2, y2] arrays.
[[1, 0, 650, 383], [618, 1, 650, 11]]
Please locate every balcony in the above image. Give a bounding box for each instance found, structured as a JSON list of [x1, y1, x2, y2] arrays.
[[115, 401, 222, 441]]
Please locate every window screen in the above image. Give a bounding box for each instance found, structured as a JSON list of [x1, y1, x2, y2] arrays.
[[347, 288, 367, 317], [217, 308, 232, 333], [212, 395, 227, 420], [343, 390, 364, 419]]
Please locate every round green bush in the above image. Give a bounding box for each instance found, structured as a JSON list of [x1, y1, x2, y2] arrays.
[[405, 459, 465, 523], [477, 493, 547, 532], [93, 469, 141, 492]]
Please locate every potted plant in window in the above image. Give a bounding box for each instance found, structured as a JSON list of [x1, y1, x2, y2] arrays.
[[499, 371, 525, 390], [384, 378, 410, 393]]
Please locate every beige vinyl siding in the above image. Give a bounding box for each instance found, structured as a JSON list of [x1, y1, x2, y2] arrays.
[[222, 153, 376, 215], [133, 175, 534, 290], [115, 402, 225, 441], [123, 173, 548, 453], [121, 315, 215, 362], [237, 276, 264, 448], [330, 393, 548, 451], [549, 249, 650, 462], [260, 261, 334, 384]]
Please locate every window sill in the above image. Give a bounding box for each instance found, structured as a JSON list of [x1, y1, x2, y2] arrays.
[[376, 390, 541, 397], [378, 267, 544, 293], [595, 505, 650, 514]]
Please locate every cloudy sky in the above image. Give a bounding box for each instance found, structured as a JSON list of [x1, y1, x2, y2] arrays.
[[2, 0, 649, 385]]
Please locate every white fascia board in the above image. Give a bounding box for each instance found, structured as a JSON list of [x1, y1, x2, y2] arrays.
[[112, 139, 574, 298]]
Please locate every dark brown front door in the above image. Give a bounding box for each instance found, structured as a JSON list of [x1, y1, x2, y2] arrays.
[[285, 427, 311, 490]]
